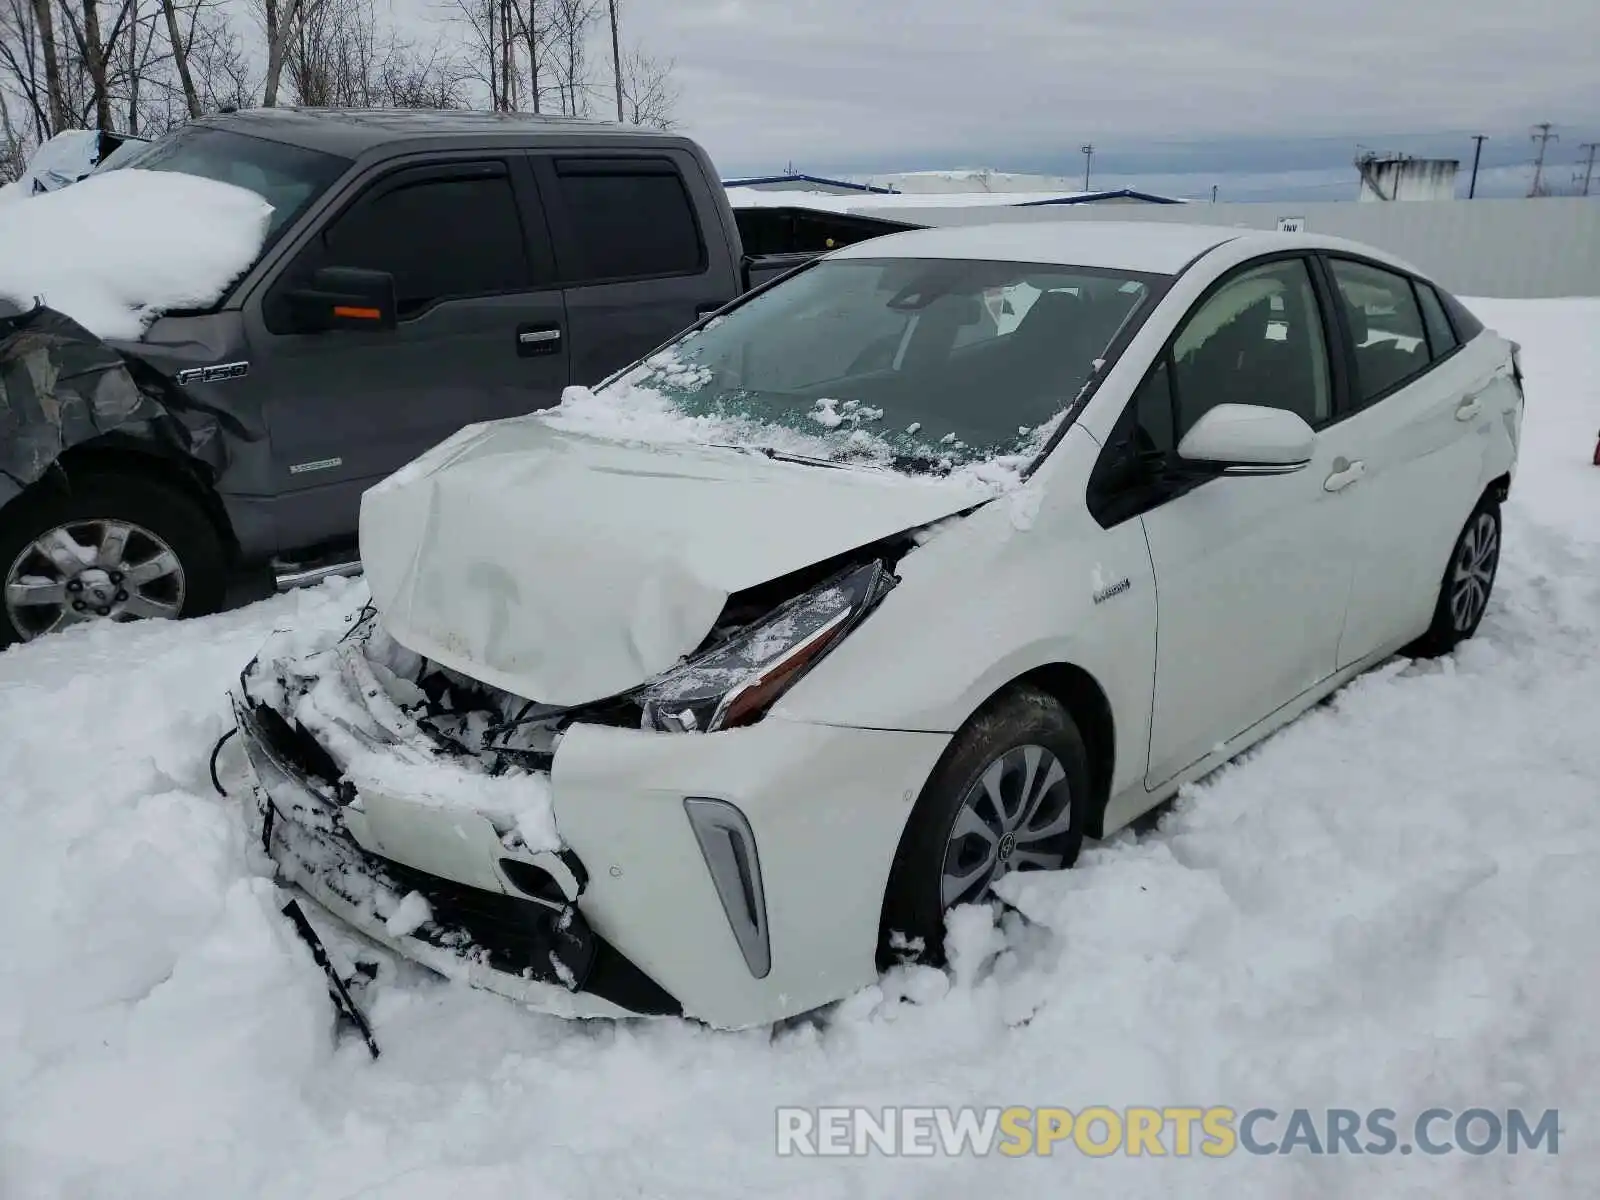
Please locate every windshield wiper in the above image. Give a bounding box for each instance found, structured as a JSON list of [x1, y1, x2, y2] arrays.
[[752, 446, 847, 469]]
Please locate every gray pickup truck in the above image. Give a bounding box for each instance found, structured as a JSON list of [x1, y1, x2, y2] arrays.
[[0, 107, 914, 646]]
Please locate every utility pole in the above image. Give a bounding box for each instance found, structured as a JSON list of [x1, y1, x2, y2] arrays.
[[1210, 184, 1218, 204], [608, 0, 624, 123], [1529, 123, 1557, 197], [1468, 134, 1487, 198], [1580, 142, 1599, 197], [1080, 144, 1094, 192]]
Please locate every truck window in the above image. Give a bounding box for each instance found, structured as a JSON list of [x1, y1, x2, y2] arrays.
[[324, 172, 532, 316], [552, 159, 705, 283], [265, 167, 537, 329]]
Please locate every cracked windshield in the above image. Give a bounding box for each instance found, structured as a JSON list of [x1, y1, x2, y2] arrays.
[[619, 257, 1162, 472]]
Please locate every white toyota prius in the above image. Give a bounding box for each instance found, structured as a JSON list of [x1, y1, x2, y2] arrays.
[[233, 222, 1523, 1030]]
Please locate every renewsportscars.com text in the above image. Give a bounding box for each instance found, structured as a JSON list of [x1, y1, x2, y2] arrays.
[[775, 1106, 1561, 1158]]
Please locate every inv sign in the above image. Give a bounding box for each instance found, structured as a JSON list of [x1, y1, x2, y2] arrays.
[[1276, 216, 1307, 233]]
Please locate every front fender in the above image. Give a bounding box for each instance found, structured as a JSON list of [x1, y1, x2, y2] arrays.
[[0, 302, 219, 500], [772, 458, 1158, 801]]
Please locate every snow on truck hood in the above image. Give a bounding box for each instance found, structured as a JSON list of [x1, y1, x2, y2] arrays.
[[359, 415, 993, 706], [0, 170, 272, 340]]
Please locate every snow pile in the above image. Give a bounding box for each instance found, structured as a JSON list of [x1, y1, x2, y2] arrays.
[[0, 300, 1596, 1197], [0, 168, 272, 340]]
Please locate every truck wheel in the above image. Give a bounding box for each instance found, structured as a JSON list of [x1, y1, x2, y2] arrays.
[[879, 686, 1088, 968], [0, 473, 226, 647]]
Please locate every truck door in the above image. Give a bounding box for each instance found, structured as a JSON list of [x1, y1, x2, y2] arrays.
[[242, 155, 566, 554], [531, 152, 741, 387]]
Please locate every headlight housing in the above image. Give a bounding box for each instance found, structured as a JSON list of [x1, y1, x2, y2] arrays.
[[636, 560, 895, 733]]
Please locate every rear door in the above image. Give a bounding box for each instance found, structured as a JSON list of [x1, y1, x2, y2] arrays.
[[532, 152, 738, 386], [1319, 257, 1501, 666], [244, 155, 567, 553]]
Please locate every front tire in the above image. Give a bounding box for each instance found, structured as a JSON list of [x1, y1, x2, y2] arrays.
[[0, 472, 226, 648], [879, 686, 1089, 967], [1406, 499, 1502, 660]]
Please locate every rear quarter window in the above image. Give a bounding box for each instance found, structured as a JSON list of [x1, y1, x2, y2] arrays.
[[1436, 287, 1486, 343]]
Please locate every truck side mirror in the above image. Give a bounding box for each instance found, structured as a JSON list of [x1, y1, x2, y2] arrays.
[[285, 267, 398, 333]]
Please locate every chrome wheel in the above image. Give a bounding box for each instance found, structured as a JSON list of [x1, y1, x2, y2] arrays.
[[941, 743, 1074, 908], [4, 519, 185, 640], [1449, 510, 1499, 634]]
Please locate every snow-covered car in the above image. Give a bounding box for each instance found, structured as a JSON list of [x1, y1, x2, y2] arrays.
[[232, 221, 1524, 1030]]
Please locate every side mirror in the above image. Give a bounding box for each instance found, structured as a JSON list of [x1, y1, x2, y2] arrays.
[[285, 266, 398, 333], [1175, 403, 1314, 475]]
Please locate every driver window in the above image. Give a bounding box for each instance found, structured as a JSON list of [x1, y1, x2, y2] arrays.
[[1169, 258, 1331, 440]]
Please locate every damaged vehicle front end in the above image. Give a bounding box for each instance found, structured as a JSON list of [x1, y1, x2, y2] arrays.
[[233, 533, 948, 1028]]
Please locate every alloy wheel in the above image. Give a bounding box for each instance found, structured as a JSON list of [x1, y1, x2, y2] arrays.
[[1449, 510, 1499, 634], [4, 519, 186, 641], [941, 743, 1074, 908]]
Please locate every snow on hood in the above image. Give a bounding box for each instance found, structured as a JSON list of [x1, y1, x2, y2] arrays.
[[0, 169, 272, 340], [359, 414, 995, 706]]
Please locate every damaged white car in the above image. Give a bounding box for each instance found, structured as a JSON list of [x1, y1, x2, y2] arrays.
[[233, 222, 1523, 1030]]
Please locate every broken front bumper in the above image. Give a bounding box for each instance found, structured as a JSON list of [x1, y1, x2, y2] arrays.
[[232, 693, 680, 1021], [231, 634, 954, 1029]]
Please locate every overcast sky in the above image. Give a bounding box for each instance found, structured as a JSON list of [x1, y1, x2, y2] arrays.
[[618, 0, 1600, 197]]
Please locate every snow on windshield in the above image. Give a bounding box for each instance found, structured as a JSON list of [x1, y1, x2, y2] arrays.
[[0, 169, 272, 340], [541, 257, 1158, 491]]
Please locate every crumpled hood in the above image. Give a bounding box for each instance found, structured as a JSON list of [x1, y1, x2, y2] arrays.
[[359, 416, 992, 706]]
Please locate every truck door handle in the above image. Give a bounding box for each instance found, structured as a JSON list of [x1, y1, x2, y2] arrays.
[[517, 324, 562, 357], [1323, 458, 1366, 492], [1455, 394, 1484, 421]]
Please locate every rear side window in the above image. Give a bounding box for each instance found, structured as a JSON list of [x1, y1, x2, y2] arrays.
[[1328, 258, 1431, 404], [320, 170, 532, 316], [1438, 288, 1485, 342], [1415, 282, 1459, 359], [552, 160, 705, 283]]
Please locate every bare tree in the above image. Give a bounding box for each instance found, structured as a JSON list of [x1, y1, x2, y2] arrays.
[[618, 43, 674, 129], [160, 0, 200, 116], [258, 0, 319, 106], [0, 91, 28, 179], [547, 0, 594, 116], [28, 0, 68, 131]]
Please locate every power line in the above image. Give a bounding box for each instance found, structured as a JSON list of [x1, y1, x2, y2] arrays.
[[1530, 122, 1558, 197]]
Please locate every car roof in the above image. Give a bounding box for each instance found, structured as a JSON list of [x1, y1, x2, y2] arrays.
[[825, 220, 1428, 280], [192, 107, 683, 159]]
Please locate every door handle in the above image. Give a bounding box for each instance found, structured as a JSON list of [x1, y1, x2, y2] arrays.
[[517, 324, 562, 357], [1323, 458, 1366, 492], [1455, 395, 1484, 422]]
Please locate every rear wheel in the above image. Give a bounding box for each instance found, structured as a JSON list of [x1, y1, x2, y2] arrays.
[[1406, 500, 1501, 659], [0, 473, 226, 648], [879, 686, 1089, 966]]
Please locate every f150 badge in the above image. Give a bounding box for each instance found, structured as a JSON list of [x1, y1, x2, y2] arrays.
[[174, 361, 250, 386]]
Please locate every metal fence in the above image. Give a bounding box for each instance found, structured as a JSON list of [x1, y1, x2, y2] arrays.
[[880, 197, 1600, 299]]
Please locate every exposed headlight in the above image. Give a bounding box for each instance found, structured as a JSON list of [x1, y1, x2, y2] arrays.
[[636, 561, 895, 733]]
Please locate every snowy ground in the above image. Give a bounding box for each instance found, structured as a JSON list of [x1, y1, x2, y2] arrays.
[[2, 298, 1597, 1199]]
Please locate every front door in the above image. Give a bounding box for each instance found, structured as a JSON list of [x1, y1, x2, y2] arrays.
[[1136, 257, 1354, 787], [242, 156, 568, 554]]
